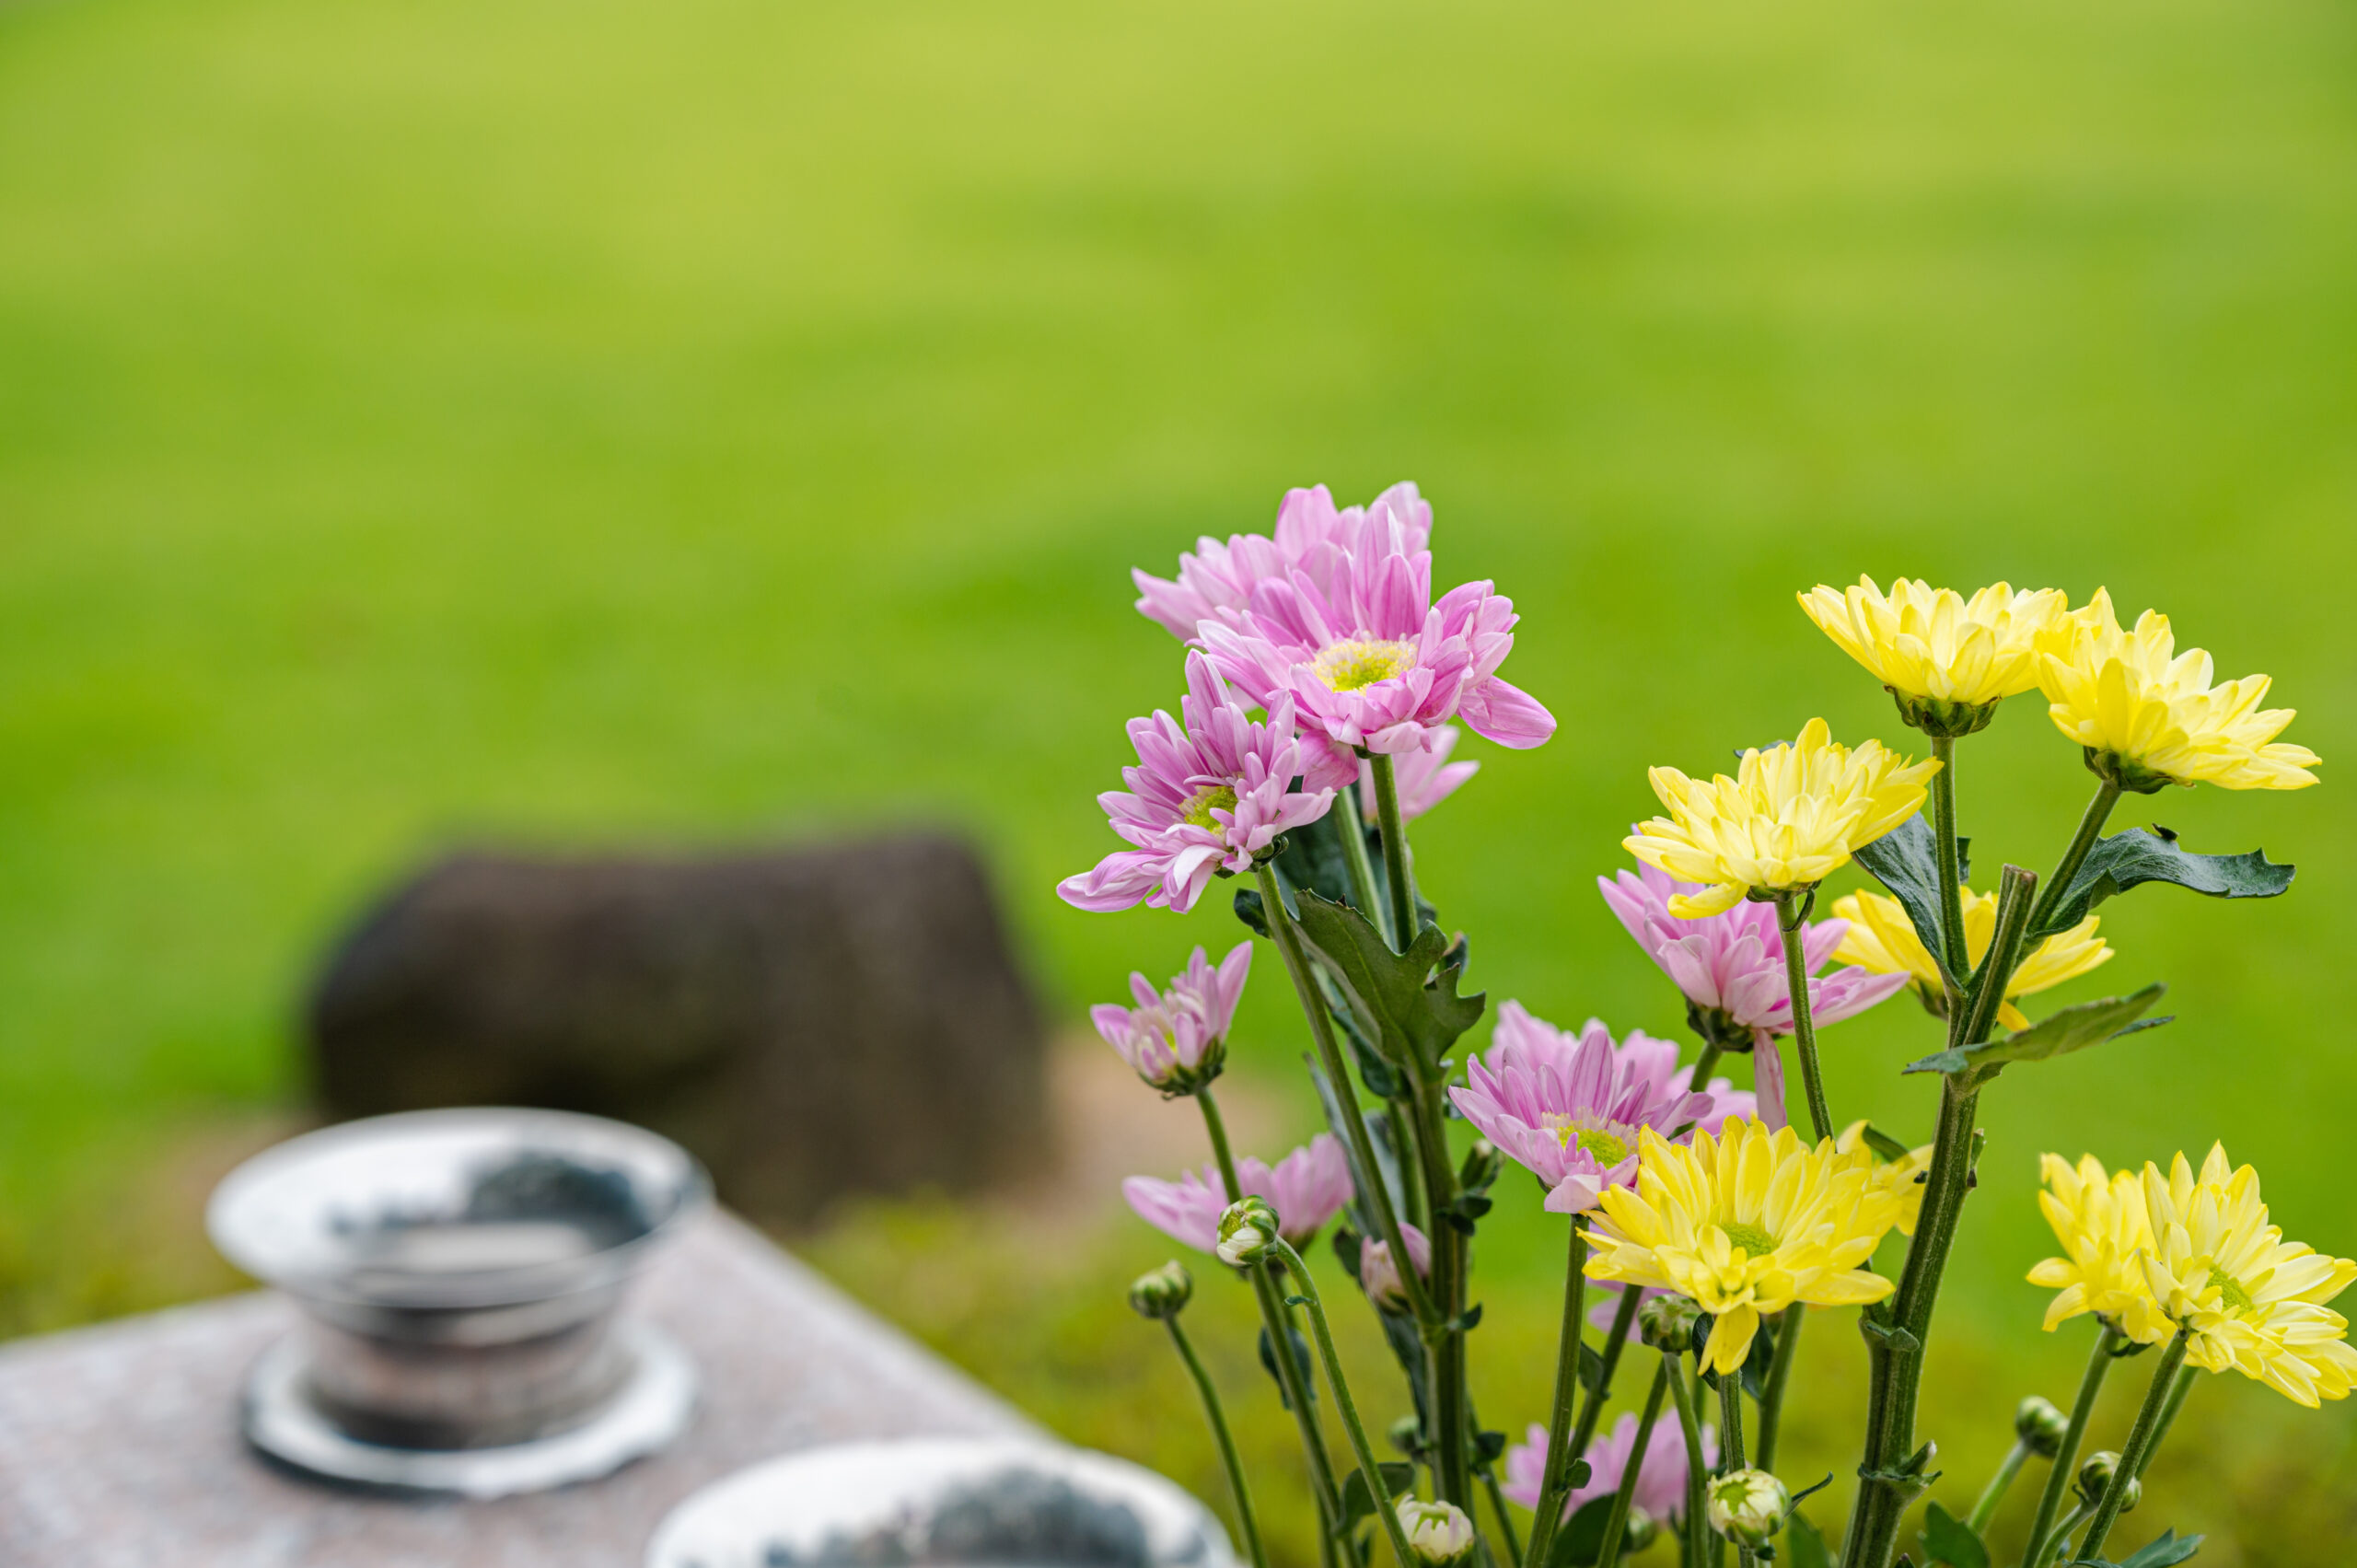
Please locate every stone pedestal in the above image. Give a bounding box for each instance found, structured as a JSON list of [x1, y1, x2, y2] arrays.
[[0, 1212, 1030, 1568]]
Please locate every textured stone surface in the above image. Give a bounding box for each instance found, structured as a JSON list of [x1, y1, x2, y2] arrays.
[[0, 1212, 1032, 1568], [308, 835, 1051, 1222]]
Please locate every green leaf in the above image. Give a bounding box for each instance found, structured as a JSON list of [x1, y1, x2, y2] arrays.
[[2114, 1529, 2205, 1568], [1337, 1461, 1417, 1527], [1785, 1514, 1833, 1568], [1547, 1496, 1619, 1568], [1904, 985, 2170, 1086], [1920, 1501, 1990, 1568], [1859, 1121, 1915, 1162], [1853, 816, 1962, 990], [1573, 1339, 1608, 1395], [1739, 1309, 1782, 1400], [2033, 824, 2293, 940], [1290, 890, 1486, 1085], [1257, 1323, 1317, 1411]]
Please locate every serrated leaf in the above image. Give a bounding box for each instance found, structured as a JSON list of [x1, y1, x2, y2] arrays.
[[1338, 1461, 1419, 1527], [1786, 1514, 1832, 1568], [2114, 1528, 2205, 1568], [1547, 1496, 1618, 1568], [1291, 890, 1486, 1084], [1921, 1500, 1990, 1568], [1906, 985, 2170, 1086], [1853, 816, 1963, 990], [2034, 824, 2293, 940]]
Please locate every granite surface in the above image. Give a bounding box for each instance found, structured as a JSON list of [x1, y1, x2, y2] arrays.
[[0, 1211, 1033, 1567]]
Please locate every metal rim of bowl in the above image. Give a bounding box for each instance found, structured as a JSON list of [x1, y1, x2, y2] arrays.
[[207, 1106, 713, 1310]]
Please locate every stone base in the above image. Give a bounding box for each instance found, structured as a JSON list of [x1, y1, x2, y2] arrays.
[[0, 1211, 1031, 1567]]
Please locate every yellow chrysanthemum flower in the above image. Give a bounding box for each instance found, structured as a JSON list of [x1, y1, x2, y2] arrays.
[[1831, 888, 2113, 1030], [1836, 1121, 1934, 1237], [2139, 1144, 2357, 1408], [2038, 588, 2319, 793], [1625, 718, 1942, 919], [2026, 1153, 2172, 1344], [1582, 1118, 1902, 1374], [1797, 576, 2071, 734]]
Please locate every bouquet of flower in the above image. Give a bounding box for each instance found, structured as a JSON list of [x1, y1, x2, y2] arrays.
[[1062, 483, 2344, 1568]]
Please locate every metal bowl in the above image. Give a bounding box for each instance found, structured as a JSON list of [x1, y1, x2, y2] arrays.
[[209, 1107, 709, 1492], [644, 1437, 1241, 1568]]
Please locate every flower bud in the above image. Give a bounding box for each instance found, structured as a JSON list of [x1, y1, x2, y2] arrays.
[[1359, 1225, 1432, 1312], [1387, 1413, 1426, 1458], [1621, 1507, 1661, 1554], [1126, 1260, 1193, 1320], [1216, 1196, 1281, 1267], [2014, 1395, 2068, 1459], [1640, 1293, 1705, 1353], [1706, 1469, 1792, 1549], [1395, 1498, 1476, 1566], [1458, 1139, 1503, 1192], [2075, 1450, 2140, 1515]]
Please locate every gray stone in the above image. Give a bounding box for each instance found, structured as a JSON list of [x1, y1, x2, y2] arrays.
[[0, 1212, 1034, 1568], [308, 836, 1051, 1222]]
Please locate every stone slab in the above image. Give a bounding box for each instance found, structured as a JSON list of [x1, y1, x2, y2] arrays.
[[0, 1211, 1034, 1568]]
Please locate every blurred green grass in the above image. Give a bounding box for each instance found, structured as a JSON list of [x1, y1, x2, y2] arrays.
[[3, 0, 2354, 1553]]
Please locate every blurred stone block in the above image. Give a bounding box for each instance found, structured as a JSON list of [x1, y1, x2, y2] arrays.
[[308, 834, 1050, 1222], [0, 1211, 1033, 1568]]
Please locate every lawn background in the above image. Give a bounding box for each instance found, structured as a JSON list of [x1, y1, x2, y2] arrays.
[[3, 0, 2353, 1559]]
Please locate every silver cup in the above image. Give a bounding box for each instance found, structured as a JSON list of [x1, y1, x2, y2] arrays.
[[209, 1107, 708, 1488]]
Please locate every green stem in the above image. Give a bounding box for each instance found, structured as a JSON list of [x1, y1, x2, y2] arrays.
[[1197, 1086, 1244, 1202], [1247, 1262, 1349, 1554], [1272, 1239, 1424, 1568], [1663, 1353, 1712, 1568], [2077, 1330, 2190, 1564], [2014, 1323, 2122, 1568], [1689, 1039, 1726, 1096], [1368, 754, 1419, 951], [2029, 1501, 2091, 1568], [1575, 1284, 1645, 1458], [1846, 865, 2034, 1568], [1719, 1368, 1754, 1568], [1523, 1230, 1591, 1568], [1165, 1316, 1271, 1568], [1337, 777, 1396, 947], [1772, 891, 1835, 1141], [1929, 736, 1971, 988], [1596, 1361, 1673, 1568], [1754, 1307, 1803, 1472], [1407, 1077, 1472, 1510], [2135, 1365, 2197, 1480], [1481, 1467, 1526, 1568], [1964, 1441, 2028, 1538], [2024, 779, 2122, 945], [1256, 861, 1439, 1329]]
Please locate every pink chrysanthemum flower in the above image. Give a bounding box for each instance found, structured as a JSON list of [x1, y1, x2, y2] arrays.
[[1090, 943, 1252, 1096], [1504, 1412, 1717, 1522], [1199, 500, 1555, 756], [1132, 482, 1434, 641], [1359, 1223, 1433, 1312], [1448, 1005, 1731, 1215], [1359, 724, 1480, 823], [1059, 652, 1353, 915], [1598, 863, 1908, 1130], [1122, 1135, 1353, 1254]]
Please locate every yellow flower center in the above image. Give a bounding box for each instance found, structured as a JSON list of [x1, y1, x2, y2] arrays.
[[1181, 784, 1239, 830], [1719, 1221, 1779, 1259], [1312, 637, 1417, 692], [2204, 1264, 2257, 1316], [1565, 1126, 1629, 1165]]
